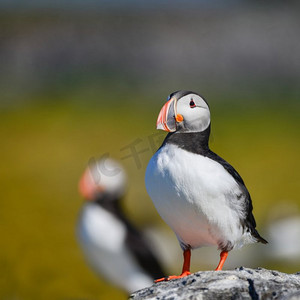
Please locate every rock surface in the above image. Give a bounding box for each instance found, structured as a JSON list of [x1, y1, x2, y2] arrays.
[[129, 267, 300, 300]]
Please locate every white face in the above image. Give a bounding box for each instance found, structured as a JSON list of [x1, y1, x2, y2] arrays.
[[176, 94, 210, 132]]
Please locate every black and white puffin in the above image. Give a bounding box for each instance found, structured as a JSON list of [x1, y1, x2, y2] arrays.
[[77, 158, 165, 293], [145, 91, 267, 282]]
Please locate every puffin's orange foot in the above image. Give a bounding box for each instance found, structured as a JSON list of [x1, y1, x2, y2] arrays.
[[154, 271, 191, 283]]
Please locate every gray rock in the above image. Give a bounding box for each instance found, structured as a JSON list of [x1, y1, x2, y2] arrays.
[[129, 267, 300, 300]]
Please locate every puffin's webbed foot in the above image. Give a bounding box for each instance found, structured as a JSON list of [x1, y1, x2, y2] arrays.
[[155, 249, 192, 282], [154, 271, 191, 282]]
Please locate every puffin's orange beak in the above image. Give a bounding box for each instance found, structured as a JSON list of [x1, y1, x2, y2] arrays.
[[79, 169, 104, 201], [156, 98, 183, 132]]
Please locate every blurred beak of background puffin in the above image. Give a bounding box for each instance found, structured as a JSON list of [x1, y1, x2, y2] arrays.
[[156, 98, 183, 132], [79, 169, 104, 201]]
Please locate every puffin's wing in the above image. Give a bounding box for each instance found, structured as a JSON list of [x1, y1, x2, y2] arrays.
[[206, 151, 268, 244], [124, 222, 166, 279]]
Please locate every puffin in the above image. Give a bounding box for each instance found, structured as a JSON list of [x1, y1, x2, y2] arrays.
[[145, 91, 267, 282], [77, 158, 165, 293]]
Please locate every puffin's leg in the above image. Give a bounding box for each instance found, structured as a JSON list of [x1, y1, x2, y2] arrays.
[[215, 250, 228, 271], [155, 249, 191, 282], [181, 248, 191, 276]]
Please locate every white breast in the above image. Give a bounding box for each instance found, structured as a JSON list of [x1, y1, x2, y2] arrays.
[[145, 143, 249, 250], [77, 203, 153, 293]]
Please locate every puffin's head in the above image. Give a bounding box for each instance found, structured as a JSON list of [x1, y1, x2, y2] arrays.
[[79, 158, 127, 202], [156, 91, 210, 133]]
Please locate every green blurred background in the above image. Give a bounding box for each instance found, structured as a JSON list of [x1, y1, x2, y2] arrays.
[[0, 1, 299, 299]]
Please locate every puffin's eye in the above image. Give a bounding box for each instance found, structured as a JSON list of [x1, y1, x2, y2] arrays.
[[189, 99, 196, 108]]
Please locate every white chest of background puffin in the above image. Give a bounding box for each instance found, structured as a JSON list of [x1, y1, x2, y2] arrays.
[[145, 90, 267, 282], [77, 158, 165, 294]]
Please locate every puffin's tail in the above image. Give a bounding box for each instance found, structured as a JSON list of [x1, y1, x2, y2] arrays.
[[253, 229, 268, 244]]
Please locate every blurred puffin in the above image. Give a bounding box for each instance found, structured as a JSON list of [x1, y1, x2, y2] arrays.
[[145, 91, 267, 282], [77, 158, 165, 293]]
